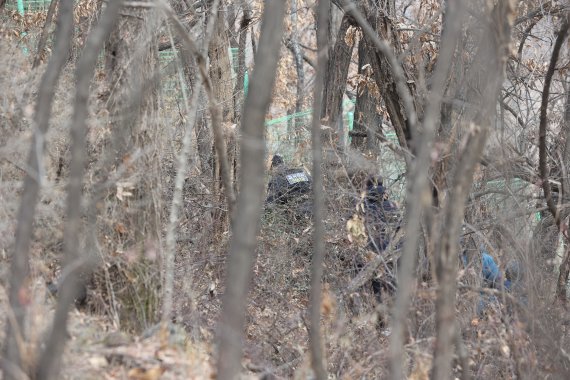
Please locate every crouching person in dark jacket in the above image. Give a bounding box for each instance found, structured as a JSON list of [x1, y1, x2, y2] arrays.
[[362, 176, 401, 252], [266, 154, 312, 220], [355, 175, 402, 305]]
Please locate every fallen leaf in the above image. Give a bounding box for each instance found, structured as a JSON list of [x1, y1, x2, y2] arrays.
[[127, 366, 165, 380], [346, 214, 367, 246], [114, 223, 128, 235], [88, 355, 108, 369], [116, 182, 135, 201]]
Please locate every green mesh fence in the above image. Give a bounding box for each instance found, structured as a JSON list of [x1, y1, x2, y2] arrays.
[[6, 0, 52, 12], [158, 49, 188, 99], [264, 98, 406, 202], [9, 1, 405, 181]]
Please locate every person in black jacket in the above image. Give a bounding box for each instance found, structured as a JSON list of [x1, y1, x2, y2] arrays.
[[362, 176, 400, 252], [355, 175, 402, 304], [266, 155, 311, 203], [266, 154, 312, 219]]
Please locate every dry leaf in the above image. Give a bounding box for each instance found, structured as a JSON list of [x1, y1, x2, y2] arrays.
[[346, 214, 368, 246], [116, 182, 135, 201], [88, 355, 108, 369], [321, 287, 336, 317], [127, 366, 165, 380], [114, 223, 128, 235]]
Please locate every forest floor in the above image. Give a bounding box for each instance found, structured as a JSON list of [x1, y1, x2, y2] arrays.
[[0, 209, 393, 379], [0, 278, 217, 380]]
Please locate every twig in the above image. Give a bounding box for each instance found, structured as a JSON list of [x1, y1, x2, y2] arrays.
[[157, 1, 205, 341], [308, 0, 329, 378], [284, 37, 316, 68], [215, 1, 287, 379], [32, 0, 59, 69], [339, 0, 418, 151], [35, 1, 125, 379], [3, 0, 75, 378], [157, 0, 236, 220], [538, 17, 569, 231]]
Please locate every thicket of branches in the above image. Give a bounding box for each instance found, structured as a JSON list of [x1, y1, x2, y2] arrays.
[[1, 0, 570, 379]]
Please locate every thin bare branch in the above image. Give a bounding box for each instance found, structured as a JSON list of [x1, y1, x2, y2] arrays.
[[158, 11, 204, 340], [32, 0, 59, 69], [285, 37, 317, 68], [215, 1, 286, 378], [538, 16, 569, 231], [2, 1, 75, 378], [34, 1, 125, 379], [339, 0, 418, 152], [308, 1, 329, 379], [389, 0, 467, 377], [158, 0, 236, 219]]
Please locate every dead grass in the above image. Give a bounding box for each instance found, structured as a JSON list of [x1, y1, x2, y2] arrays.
[[1, 9, 570, 380]]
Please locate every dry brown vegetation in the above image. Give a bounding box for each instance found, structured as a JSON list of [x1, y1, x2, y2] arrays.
[[1, 0, 570, 379]]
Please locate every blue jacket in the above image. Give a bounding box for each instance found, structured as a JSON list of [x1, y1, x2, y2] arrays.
[[481, 252, 501, 288]]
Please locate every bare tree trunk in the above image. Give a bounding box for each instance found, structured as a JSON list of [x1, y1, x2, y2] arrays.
[[320, 14, 354, 136], [562, 75, 570, 194], [33, 0, 59, 69], [35, 2, 125, 378], [538, 17, 569, 234], [351, 38, 377, 150], [104, 0, 160, 242], [308, 1, 329, 378], [209, 4, 235, 123], [290, 0, 304, 146], [208, 2, 236, 228], [2, 1, 74, 378], [537, 16, 570, 301], [340, 0, 418, 162], [432, 127, 489, 380], [431, 1, 515, 378], [233, 0, 252, 121], [215, 1, 286, 378], [196, 103, 213, 178], [226, 0, 238, 48]]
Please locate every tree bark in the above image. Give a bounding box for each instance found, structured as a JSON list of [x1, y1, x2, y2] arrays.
[[104, 0, 160, 241], [35, 2, 125, 378], [32, 0, 59, 69], [209, 4, 235, 123], [233, 0, 252, 121], [309, 1, 330, 378], [431, 1, 515, 378], [207, 1, 236, 231], [321, 14, 355, 139], [351, 38, 379, 151], [536, 16, 570, 302], [290, 0, 305, 147], [215, 1, 286, 378], [340, 0, 418, 163], [538, 17, 569, 233], [2, 1, 74, 378]]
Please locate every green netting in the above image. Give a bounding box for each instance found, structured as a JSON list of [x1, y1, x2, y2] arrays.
[[6, 0, 52, 12], [264, 98, 405, 197], [158, 49, 187, 98], [230, 47, 239, 79], [4, 1, 403, 176]]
